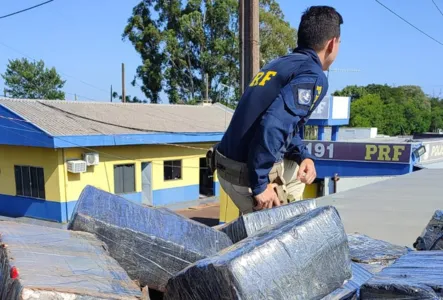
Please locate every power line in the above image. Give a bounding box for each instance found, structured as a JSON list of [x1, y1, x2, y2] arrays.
[[0, 0, 54, 20], [375, 0, 443, 46], [432, 0, 443, 18]]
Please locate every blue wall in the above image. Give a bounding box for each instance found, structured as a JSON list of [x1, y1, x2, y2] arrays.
[[0, 194, 64, 222], [153, 185, 200, 206], [315, 160, 412, 178]]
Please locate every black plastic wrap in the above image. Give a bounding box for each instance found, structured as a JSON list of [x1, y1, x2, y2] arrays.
[[360, 251, 443, 299], [68, 185, 233, 292], [414, 210, 443, 251], [322, 263, 373, 300], [348, 233, 409, 266], [219, 199, 317, 243], [0, 221, 143, 300], [164, 206, 352, 300]]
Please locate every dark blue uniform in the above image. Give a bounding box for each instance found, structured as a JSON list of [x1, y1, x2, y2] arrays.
[[217, 47, 328, 196]]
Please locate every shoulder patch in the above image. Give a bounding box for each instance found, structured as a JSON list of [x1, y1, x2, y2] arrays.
[[298, 89, 312, 105], [291, 82, 315, 108]]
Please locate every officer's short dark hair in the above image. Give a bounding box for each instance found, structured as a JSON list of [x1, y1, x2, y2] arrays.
[[297, 6, 343, 51]]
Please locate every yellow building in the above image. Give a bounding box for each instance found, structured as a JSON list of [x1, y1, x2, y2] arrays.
[[0, 98, 233, 223]]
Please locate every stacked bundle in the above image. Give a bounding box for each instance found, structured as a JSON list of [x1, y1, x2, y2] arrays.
[[165, 206, 352, 300], [68, 185, 233, 291], [0, 221, 143, 300], [361, 251, 443, 299]]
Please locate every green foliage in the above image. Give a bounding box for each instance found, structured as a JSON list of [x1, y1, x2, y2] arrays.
[[335, 84, 438, 135], [2, 58, 65, 100], [123, 0, 296, 104], [112, 91, 148, 103]]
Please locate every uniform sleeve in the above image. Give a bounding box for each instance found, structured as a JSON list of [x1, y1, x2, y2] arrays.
[[285, 131, 316, 164], [285, 71, 329, 163]]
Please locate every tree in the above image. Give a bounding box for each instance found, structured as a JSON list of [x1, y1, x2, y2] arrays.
[[335, 84, 437, 135], [123, 0, 296, 104], [2, 58, 65, 99], [112, 92, 148, 103], [349, 94, 385, 129]]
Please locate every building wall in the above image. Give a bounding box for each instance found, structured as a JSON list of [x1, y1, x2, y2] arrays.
[[0, 142, 218, 223], [0, 145, 65, 222]]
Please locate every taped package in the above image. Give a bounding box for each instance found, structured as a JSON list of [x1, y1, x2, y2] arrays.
[[360, 251, 443, 299], [219, 199, 317, 243], [68, 185, 233, 292], [414, 210, 443, 251], [322, 263, 373, 300], [164, 206, 352, 300], [0, 221, 143, 300], [348, 233, 409, 271]]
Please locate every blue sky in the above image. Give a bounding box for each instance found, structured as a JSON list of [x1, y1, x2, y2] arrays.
[[0, 0, 442, 102]]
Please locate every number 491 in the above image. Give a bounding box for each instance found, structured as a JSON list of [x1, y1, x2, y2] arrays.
[[306, 143, 334, 159]]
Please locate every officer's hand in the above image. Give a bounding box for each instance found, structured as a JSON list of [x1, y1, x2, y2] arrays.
[[253, 183, 280, 211], [297, 159, 316, 184]]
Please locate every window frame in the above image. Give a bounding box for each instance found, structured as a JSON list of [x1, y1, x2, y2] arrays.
[[14, 165, 46, 200], [163, 159, 183, 181]]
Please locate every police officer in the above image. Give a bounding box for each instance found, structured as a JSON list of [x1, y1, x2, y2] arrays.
[[209, 6, 343, 214]]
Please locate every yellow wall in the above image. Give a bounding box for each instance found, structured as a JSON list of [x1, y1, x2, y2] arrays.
[[63, 142, 215, 201], [0, 145, 64, 202], [0, 142, 217, 203]]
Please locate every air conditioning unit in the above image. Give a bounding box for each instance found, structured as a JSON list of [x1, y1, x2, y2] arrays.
[[83, 152, 100, 166], [67, 160, 87, 173]]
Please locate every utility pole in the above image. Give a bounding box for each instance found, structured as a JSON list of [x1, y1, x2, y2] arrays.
[[122, 63, 126, 103], [75, 94, 77, 101], [239, 0, 259, 94], [205, 73, 209, 101], [110, 85, 113, 103]]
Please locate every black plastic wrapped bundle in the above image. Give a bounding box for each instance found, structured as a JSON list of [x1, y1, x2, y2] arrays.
[[322, 263, 373, 300], [348, 233, 409, 266], [219, 199, 317, 243], [360, 251, 443, 299], [68, 185, 233, 292], [0, 221, 143, 300], [164, 206, 352, 300], [414, 210, 443, 251]]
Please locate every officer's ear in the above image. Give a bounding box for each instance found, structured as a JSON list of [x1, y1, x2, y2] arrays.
[[326, 37, 339, 55]]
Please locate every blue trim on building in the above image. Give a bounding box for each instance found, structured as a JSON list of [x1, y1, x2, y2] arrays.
[[0, 194, 64, 222], [307, 119, 350, 126], [120, 192, 142, 204], [315, 160, 411, 178], [62, 200, 78, 223], [153, 185, 200, 206], [214, 181, 220, 196], [0, 105, 55, 148], [53, 133, 224, 148]]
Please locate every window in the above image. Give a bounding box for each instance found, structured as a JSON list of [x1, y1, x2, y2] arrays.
[[164, 160, 182, 181], [114, 164, 136, 194], [14, 166, 46, 199]]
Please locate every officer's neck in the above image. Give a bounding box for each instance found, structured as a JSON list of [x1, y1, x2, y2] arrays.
[[293, 46, 325, 69]]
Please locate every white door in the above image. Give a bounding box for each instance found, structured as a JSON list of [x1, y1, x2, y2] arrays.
[[141, 162, 153, 205]]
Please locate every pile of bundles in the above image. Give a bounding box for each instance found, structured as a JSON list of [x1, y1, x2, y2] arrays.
[[67, 186, 443, 300], [357, 210, 443, 299], [0, 221, 144, 299]]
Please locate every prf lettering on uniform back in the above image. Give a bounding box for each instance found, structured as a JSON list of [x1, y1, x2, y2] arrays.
[[249, 71, 277, 87], [364, 145, 406, 161]]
